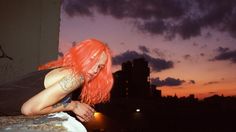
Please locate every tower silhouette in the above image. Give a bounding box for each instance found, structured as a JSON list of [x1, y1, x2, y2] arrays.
[[111, 58, 150, 99]]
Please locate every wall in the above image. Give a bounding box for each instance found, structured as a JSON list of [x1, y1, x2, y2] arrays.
[[0, 0, 60, 84]]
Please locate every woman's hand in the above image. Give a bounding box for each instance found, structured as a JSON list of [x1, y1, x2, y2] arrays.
[[72, 101, 95, 122]]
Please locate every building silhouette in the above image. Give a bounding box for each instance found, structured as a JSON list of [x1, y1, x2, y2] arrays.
[[99, 58, 236, 132], [111, 58, 152, 99], [150, 84, 162, 98]]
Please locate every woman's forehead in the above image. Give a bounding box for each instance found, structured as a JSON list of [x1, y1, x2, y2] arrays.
[[99, 51, 107, 64]]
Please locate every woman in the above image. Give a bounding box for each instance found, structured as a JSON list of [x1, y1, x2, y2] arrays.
[[0, 39, 114, 122]]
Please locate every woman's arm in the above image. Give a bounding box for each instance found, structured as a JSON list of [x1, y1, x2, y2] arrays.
[[21, 72, 95, 121], [33, 100, 95, 122], [21, 72, 82, 115]]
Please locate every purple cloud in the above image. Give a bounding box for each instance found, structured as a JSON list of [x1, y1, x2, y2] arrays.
[[112, 50, 173, 72]]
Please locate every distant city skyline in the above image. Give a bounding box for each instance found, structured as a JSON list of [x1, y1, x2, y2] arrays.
[[59, 0, 236, 99]]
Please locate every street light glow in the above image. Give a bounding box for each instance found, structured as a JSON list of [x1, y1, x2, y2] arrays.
[[93, 112, 103, 122], [94, 112, 101, 118], [136, 108, 141, 112]]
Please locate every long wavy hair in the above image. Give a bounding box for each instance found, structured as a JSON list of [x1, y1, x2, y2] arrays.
[[38, 39, 114, 105]]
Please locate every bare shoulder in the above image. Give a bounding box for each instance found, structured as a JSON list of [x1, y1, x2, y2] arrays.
[[44, 67, 78, 88], [49, 67, 72, 75]]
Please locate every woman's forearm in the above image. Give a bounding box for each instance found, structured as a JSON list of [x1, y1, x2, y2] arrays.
[[22, 101, 77, 116]]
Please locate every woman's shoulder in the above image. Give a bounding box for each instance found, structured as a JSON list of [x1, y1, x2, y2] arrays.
[[44, 67, 75, 88], [49, 67, 73, 74]]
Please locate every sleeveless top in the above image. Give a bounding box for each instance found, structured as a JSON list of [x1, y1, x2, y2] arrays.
[[0, 68, 77, 116]]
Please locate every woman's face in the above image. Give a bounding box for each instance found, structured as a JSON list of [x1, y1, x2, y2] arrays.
[[87, 51, 107, 80]]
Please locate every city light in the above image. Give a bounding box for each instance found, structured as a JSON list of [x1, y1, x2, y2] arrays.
[[86, 112, 107, 131], [94, 112, 102, 120], [136, 108, 141, 112]]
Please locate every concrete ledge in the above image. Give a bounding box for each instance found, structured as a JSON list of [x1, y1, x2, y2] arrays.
[[0, 112, 87, 132]]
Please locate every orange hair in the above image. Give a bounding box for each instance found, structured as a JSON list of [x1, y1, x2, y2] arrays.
[[38, 39, 114, 105]]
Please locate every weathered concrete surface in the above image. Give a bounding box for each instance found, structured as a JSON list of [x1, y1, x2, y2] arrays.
[[0, 114, 67, 132], [0, 112, 87, 132]]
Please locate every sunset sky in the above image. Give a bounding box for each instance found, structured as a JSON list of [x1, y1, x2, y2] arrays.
[[59, 0, 236, 99]]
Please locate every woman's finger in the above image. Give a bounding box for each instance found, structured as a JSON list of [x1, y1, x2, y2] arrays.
[[83, 103, 95, 113], [73, 102, 95, 122], [76, 115, 85, 122], [77, 113, 91, 122]]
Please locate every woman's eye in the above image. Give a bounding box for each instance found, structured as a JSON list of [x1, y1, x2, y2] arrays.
[[98, 65, 104, 69]]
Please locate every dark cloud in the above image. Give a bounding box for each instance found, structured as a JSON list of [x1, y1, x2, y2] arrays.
[[112, 50, 173, 72], [62, 0, 236, 39], [183, 54, 191, 60], [205, 32, 212, 38], [200, 53, 205, 57], [137, 19, 168, 35], [204, 81, 219, 86], [138, 45, 150, 53], [151, 77, 185, 87], [63, 0, 94, 17], [192, 42, 199, 47], [189, 80, 195, 84], [208, 92, 217, 94], [178, 18, 202, 39], [152, 48, 166, 58], [217, 46, 229, 53], [212, 47, 236, 63], [200, 44, 207, 49]]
